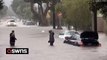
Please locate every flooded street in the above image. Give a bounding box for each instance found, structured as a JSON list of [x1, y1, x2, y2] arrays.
[[0, 26, 107, 60], [0, 0, 107, 60]]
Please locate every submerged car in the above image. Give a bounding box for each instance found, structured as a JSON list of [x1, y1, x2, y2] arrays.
[[7, 20, 17, 26], [80, 31, 100, 46], [64, 31, 101, 47]]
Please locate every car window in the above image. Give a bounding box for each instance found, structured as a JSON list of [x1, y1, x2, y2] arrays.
[[74, 34, 80, 40], [64, 31, 73, 35], [65, 32, 70, 35]]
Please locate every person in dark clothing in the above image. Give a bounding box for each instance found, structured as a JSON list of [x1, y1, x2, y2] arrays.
[[10, 30, 17, 46], [48, 30, 55, 46]]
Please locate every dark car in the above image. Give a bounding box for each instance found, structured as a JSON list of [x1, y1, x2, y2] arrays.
[[80, 31, 100, 46]]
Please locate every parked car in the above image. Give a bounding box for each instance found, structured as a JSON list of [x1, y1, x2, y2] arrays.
[[59, 30, 81, 40], [24, 21, 35, 25], [7, 20, 17, 26]]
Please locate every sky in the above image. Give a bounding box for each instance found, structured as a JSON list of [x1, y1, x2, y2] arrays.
[[3, 0, 13, 7]]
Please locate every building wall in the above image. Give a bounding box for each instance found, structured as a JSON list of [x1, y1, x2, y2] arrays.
[[97, 17, 105, 32], [104, 21, 107, 34]]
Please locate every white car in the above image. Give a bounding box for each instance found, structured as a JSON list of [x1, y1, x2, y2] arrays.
[[7, 20, 17, 26], [59, 30, 81, 40]]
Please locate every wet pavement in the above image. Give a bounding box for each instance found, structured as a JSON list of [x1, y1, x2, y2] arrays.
[[0, 26, 107, 60]]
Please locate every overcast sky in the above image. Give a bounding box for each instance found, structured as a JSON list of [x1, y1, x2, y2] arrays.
[[3, 0, 13, 7]]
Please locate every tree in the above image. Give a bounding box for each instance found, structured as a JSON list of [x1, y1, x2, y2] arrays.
[[0, 0, 8, 18], [11, 0, 33, 20], [89, 0, 107, 32], [0, 5, 8, 18], [100, 3, 107, 20], [0, 0, 3, 10], [89, 0, 107, 20], [24, 0, 59, 26], [55, 3, 63, 29], [62, 0, 92, 30]]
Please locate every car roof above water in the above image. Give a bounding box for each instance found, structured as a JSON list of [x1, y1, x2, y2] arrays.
[[62, 30, 79, 35]]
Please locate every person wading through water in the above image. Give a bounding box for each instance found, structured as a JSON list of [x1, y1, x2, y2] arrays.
[[10, 30, 17, 46], [48, 30, 55, 46]]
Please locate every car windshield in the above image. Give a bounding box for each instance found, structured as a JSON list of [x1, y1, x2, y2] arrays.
[[65, 31, 77, 35], [10, 20, 15, 22]]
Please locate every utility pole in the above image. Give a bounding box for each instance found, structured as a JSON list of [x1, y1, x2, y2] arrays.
[[93, 2, 97, 32], [52, 0, 56, 29], [91, 0, 98, 32]]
